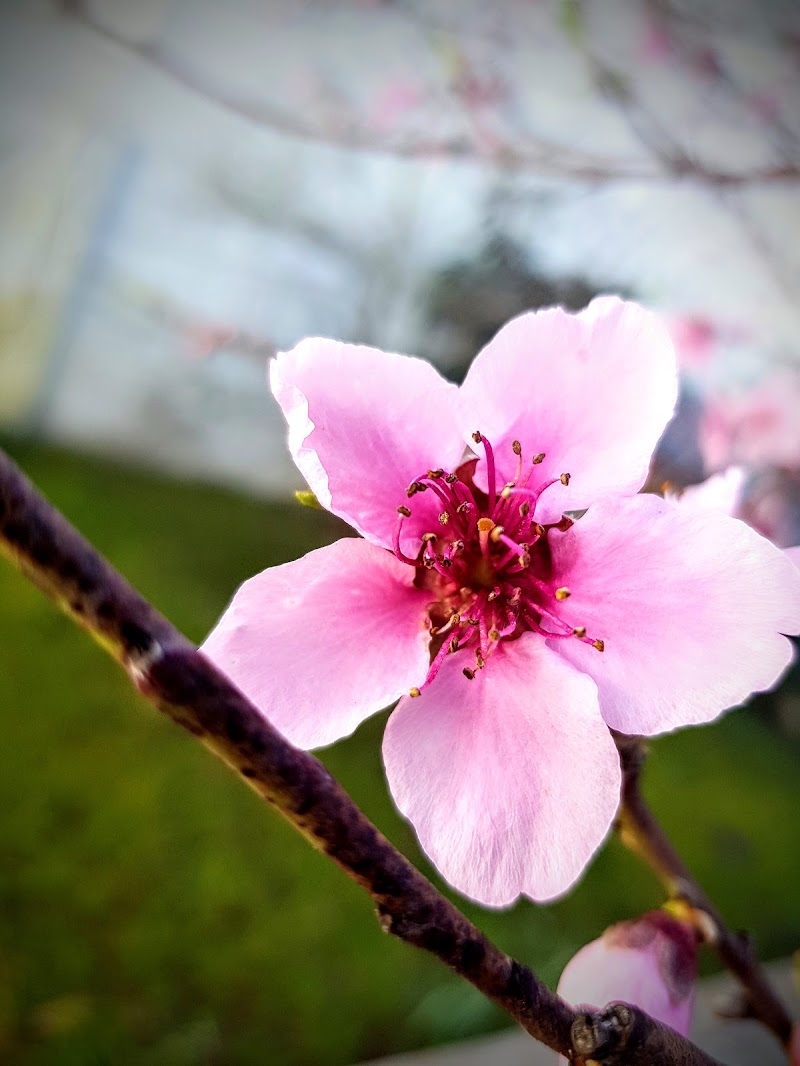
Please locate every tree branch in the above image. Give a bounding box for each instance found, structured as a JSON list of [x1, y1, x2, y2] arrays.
[[615, 733, 794, 1054], [0, 444, 726, 1065], [58, 1, 800, 188]]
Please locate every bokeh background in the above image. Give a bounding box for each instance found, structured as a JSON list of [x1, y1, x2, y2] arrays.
[[2, 1, 800, 1063]]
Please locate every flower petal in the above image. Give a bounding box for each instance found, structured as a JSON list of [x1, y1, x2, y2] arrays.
[[270, 340, 463, 550], [549, 494, 800, 736], [201, 538, 431, 749], [458, 297, 678, 523], [786, 545, 800, 569], [382, 636, 621, 906], [670, 466, 747, 516]]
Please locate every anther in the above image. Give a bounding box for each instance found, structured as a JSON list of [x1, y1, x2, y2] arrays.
[[407, 481, 426, 497], [445, 473, 458, 484], [456, 501, 470, 514], [472, 430, 483, 443], [560, 472, 571, 486], [551, 515, 574, 532], [519, 502, 531, 518], [410, 687, 421, 698], [573, 626, 587, 638], [428, 469, 444, 479], [501, 483, 515, 498], [488, 628, 500, 641], [593, 639, 605, 652], [533, 452, 545, 464], [489, 525, 505, 543], [422, 532, 437, 543], [463, 667, 476, 680], [439, 511, 450, 525], [555, 587, 571, 600], [397, 505, 411, 517], [531, 522, 545, 538]]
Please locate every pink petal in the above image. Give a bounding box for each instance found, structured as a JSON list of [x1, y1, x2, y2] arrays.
[[458, 297, 678, 523], [671, 467, 747, 517], [786, 546, 800, 569], [382, 636, 621, 906], [557, 911, 696, 1064], [270, 339, 463, 550], [549, 494, 800, 736], [201, 538, 431, 749]]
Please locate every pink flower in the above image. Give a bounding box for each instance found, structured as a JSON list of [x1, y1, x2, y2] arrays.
[[557, 910, 697, 1060], [700, 372, 800, 474], [202, 297, 800, 906]]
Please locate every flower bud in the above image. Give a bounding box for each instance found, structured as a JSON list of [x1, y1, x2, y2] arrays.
[[556, 910, 697, 1063]]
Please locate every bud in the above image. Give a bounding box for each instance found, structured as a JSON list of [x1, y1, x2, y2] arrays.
[[556, 910, 697, 1063]]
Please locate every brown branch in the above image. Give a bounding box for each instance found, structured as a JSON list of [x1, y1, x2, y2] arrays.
[[58, 1, 800, 188], [0, 444, 726, 1065], [615, 734, 794, 1054]]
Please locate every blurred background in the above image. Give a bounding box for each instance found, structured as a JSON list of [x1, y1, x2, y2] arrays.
[[1, 1, 800, 1063]]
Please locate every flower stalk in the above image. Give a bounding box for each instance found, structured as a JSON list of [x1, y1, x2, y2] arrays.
[[0, 444, 728, 1065], [615, 733, 794, 1055]]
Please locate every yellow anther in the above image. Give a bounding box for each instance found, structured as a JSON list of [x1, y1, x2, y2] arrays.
[[573, 626, 587, 638], [531, 522, 545, 538], [519, 502, 531, 518], [422, 532, 437, 542], [410, 687, 421, 698], [397, 505, 411, 517], [555, 587, 571, 601], [512, 440, 522, 455], [593, 638, 605, 652], [488, 628, 500, 641], [532, 452, 545, 464], [428, 468, 444, 479], [472, 430, 483, 444], [439, 511, 450, 525], [445, 473, 458, 484], [560, 472, 571, 486], [501, 483, 515, 499], [489, 525, 505, 543]]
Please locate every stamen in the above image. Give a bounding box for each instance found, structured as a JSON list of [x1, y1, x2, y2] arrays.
[[439, 511, 450, 525], [512, 439, 523, 482], [573, 626, 587, 638], [472, 430, 497, 511], [560, 472, 571, 486], [555, 587, 571, 600], [549, 515, 574, 533], [593, 638, 605, 652], [532, 452, 545, 464], [393, 507, 422, 566]]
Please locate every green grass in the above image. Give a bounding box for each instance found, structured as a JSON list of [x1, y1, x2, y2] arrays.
[[1, 436, 799, 1065]]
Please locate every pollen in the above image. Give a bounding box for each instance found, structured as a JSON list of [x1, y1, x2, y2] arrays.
[[390, 434, 591, 693]]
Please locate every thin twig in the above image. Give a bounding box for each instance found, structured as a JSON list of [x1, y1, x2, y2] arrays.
[[58, 0, 800, 188], [615, 733, 794, 1054], [0, 445, 725, 1065]]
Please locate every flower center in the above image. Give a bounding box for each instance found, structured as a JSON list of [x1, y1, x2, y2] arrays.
[[393, 432, 604, 697]]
